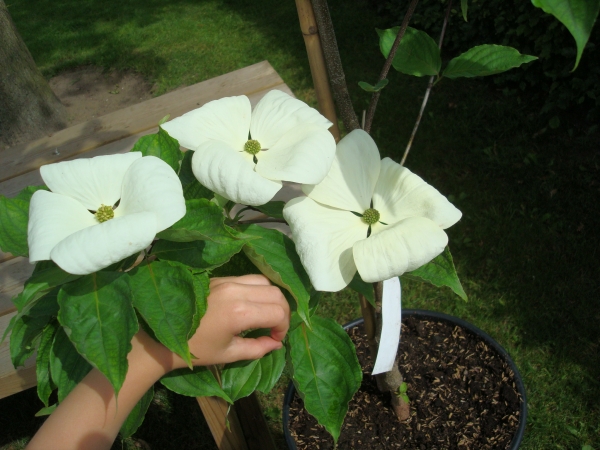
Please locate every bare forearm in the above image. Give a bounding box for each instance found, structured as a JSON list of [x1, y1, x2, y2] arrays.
[[27, 331, 172, 450]]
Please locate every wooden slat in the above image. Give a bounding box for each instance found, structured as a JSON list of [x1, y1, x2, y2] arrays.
[[197, 396, 249, 450], [0, 83, 294, 315], [0, 83, 292, 201], [0, 62, 294, 405], [0, 311, 37, 399], [0, 61, 289, 183], [0, 257, 33, 317]]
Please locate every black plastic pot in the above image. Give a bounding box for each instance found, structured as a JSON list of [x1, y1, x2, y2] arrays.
[[283, 309, 528, 450]]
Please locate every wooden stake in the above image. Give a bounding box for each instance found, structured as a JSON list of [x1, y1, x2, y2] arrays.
[[197, 396, 248, 450], [295, 0, 340, 141], [235, 394, 278, 450]]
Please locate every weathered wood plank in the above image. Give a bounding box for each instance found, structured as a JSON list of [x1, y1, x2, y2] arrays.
[[0, 62, 294, 406], [0, 257, 33, 317], [0, 311, 37, 400], [0, 61, 289, 183]]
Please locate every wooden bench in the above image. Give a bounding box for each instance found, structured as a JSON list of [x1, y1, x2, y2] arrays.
[[0, 60, 293, 401]]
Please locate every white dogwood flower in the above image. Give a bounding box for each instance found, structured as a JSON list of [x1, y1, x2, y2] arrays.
[[28, 153, 186, 275], [161, 90, 336, 206], [283, 129, 462, 292]]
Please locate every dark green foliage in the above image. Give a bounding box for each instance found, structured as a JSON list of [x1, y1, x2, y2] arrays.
[[368, 0, 600, 128]]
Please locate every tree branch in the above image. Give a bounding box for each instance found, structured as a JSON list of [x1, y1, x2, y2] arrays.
[[400, 0, 453, 166], [363, 0, 420, 134], [311, 0, 360, 132]]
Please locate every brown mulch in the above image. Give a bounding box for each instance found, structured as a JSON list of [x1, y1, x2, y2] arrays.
[[288, 316, 523, 449]]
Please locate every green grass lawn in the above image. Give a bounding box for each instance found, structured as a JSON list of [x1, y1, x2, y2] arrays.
[[2, 0, 599, 448]]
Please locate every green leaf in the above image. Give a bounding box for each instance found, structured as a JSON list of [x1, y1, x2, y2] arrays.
[[461, 0, 468, 21], [36, 322, 58, 407], [2, 261, 81, 344], [348, 272, 375, 307], [377, 27, 441, 76], [240, 224, 313, 326], [190, 271, 210, 339], [178, 151, 214, 201], [58, 272, 138, 396], [120, 386, 154, 439], [151, 236, 247, 271], [131, 127, 182, 172], [160, 367, 232, 403], [442, 45, 538, 79], [288, 315, 362, 442], [358, 79, 389, 93], [221, 330, 286, 401], [129, 261, 196, 368], [0, 186, 47, 256], [531, 0, 600, 70], [158, 114, 170, 126], [13, 261, 81, 313], [35, 404, 57, 417], [252, 201, 286, 220], [399, 381, 408, 394], [157, 198, 239, 243], [49, 327, 92, 402], [10, 289, 59, 367], [403, 247, 467, 300]]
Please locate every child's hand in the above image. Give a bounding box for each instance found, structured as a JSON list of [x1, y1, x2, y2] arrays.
[[172, 274, 290, 369]]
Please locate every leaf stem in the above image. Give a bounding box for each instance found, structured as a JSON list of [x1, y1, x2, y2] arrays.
[[363, 0, 420, 134], [400, 0, 453, 166]]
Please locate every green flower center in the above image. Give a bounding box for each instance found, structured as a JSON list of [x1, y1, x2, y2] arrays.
[[244, 139, 261, 156], [95, 204, 114, 223], [362, 208, 380, 225]]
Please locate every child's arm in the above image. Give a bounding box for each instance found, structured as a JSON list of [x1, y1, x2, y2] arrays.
[[26, 275, 289, 450]]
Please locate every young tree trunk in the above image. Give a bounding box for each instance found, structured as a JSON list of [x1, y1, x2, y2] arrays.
[[0, 0, 67, 150]]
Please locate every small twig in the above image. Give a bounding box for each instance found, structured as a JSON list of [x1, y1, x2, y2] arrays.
[[401, 0, 453, 166], [363, 0, 420, 134], [311, 0, 361, 132]]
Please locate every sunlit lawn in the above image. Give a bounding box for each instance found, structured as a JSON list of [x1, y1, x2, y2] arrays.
[[2, 0, 599, 448]]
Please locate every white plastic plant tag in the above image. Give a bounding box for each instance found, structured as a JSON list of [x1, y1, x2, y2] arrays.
[[371, 277, 402, 375]]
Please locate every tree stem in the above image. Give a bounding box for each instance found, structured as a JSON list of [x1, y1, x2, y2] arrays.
[[400, 0, 453, 166], [363, 0, 420, 134], [311, 0, 360, 132]]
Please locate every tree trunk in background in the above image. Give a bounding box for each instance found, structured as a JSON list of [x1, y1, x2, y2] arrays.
[[0, 0, 67, 150]]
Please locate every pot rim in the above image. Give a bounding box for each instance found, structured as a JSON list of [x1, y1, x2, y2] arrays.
[[282, 309, 528, 450]]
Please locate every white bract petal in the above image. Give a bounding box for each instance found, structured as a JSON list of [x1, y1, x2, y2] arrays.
[[28, 153, 186, 274], [354, 217, 448, 282], [373, 158, 462, 229], [116, 156, 185, 231], [303, 129, 380, 212], [40, 153, 141, 210], [192, 140, 282, 206], [288, 130, 462, 290], [250, 90, 332, 148], [284, 196, 367, 292], [50, 213, 157, 275], [161, 91, 335, 206], [257, 124, 336, 185], [28, 190, 98, 263], [161, 96, 251, 151]]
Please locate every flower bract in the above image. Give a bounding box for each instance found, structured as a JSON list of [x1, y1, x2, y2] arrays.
[[283, 129, 462, 292], [161, 90, 336, 206], [28, 153, 186, 275]]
